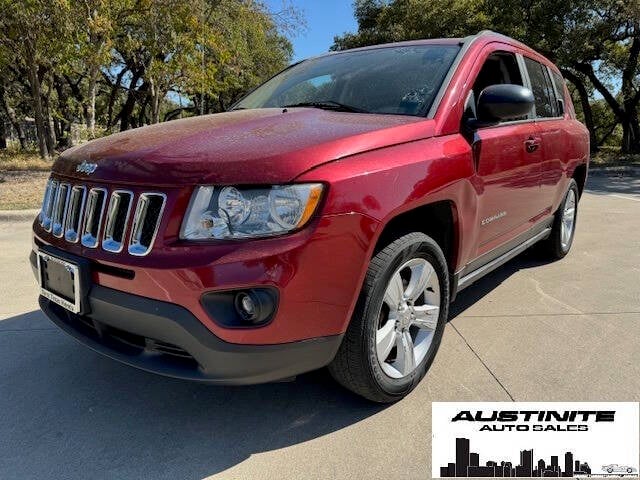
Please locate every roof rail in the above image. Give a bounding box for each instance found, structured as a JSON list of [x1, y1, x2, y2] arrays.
[[469, 30, 529, 49]]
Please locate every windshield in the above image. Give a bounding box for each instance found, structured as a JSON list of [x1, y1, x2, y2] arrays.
[[234, 44, 460, 116]]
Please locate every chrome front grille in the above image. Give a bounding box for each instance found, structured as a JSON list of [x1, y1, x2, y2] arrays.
[[102, 190, 133, 253], [81, 188, 107, 248], [40, 179, 57, 231], [64, 186, 86, 243], [128, 193, 166, 256], [38, 178, 166, 255], [51, 183, 71, 237]]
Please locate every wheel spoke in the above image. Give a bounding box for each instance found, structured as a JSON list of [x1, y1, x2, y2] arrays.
[[376, 320, 397, 361], [395, 330, 415, 375], [404, 261, 433, 302], [563, 207, 575, 220], [384, 271, 404, 308], [412, 304, 439, 330]]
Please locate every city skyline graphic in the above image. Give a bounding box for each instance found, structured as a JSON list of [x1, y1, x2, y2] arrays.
[[440, 437, 592, 478]]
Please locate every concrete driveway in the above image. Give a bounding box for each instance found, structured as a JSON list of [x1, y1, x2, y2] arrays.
[[1, 175, 638, 479]]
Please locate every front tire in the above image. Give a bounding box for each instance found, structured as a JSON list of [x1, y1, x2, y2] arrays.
[[328, 232, 449, 403], [541, 179, 579, 259]]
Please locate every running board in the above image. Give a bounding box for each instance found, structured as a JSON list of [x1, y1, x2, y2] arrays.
[[457, 227, 552, 291]]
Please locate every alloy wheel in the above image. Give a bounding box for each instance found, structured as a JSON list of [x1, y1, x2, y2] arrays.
[[376, 258, 441, 379], [561, 188, 576, 250]]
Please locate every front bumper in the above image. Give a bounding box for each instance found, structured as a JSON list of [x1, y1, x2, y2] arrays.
[[33, 209, 379, 345], [39, 284, 343, 384]]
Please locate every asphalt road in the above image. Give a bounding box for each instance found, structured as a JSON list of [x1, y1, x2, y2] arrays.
[[1, 175, 638, 479]]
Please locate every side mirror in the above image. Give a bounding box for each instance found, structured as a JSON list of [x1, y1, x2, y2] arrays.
[[476, 84, 534, 123]]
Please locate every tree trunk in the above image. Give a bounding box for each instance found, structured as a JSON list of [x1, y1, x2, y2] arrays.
[[87, 65, 99, 137], [120, 71, 143, 131], [53, 75, 71, 147], [25, 42, 49, 159], [64, 75, 87, 125], [103, 68, 127, 130], [621, 106, 640, 154], [0, 84, 27, 149], [620, 35, 640, 153], [149, 77, 161, 124], [562, 69, 598, 153], [0, 119, 7, 149], [44, 84, 57, 155]]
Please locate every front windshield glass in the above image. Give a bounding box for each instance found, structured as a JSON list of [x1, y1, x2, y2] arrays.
[[234, 44, 460, 116]]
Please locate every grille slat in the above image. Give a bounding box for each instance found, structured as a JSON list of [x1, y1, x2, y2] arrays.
[[102, 190, 133, 253], [40, 176, 165, 256], [128, 193, 166, 256], [41, 180, 59, 232], [64, 186, 87, 243], [39, 179, 55, 229], [81, 188, 107, 248], [51, 183, 71, 237]]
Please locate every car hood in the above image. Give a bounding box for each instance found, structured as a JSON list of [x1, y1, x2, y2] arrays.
[[53, 108, 434, 186]]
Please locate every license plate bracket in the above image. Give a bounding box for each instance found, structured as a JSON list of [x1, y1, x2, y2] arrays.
[[37, 250, 87, 314]]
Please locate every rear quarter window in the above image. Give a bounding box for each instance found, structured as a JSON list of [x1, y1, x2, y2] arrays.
[[524, 57, 558, 118], [550, 71, 567, 115]]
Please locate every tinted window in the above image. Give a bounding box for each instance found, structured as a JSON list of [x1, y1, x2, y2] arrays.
[[551, 71, 566, 114], [470, 52, 524, 120], [524, 58, 557, 118], [472, 52, 523, 98], [234, 45, 460, 116]]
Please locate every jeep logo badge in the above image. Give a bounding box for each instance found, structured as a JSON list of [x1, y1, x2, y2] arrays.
[[76, 160, 97, 175]]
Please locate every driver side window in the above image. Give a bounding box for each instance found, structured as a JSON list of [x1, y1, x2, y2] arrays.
[[466, 52, 525, 121]]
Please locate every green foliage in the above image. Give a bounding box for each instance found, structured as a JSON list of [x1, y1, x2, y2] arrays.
[[334, 0, 640, 154], [0, 0, 296, 156]]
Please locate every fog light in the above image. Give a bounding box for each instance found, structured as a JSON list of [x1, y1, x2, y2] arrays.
[[234, 289, 276, 325], [238, 293, 256, 318], [201, 288, 278, 328]]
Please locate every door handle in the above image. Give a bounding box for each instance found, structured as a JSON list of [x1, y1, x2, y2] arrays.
[[524, 137, 541, 153]]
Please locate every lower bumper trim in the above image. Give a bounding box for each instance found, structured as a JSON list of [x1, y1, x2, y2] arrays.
[[40, 284, 343, 385]]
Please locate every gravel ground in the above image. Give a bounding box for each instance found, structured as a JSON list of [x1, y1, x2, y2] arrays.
[[0, 171, 49, 210]]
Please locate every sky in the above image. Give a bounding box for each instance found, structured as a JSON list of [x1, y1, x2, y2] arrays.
[[264, 0, 358, 61]]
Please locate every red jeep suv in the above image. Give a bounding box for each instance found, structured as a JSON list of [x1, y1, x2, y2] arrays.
[[32, 31, 588, 402]]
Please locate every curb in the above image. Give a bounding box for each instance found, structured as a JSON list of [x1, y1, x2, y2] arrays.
[[589, 166, 640, 177], [0, 209, 39, 223]]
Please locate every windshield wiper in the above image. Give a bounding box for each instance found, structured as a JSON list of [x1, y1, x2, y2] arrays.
[[282, 101, 369, 113]]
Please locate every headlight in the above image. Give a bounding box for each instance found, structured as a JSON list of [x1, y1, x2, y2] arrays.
[[180, 183, 324, 240]]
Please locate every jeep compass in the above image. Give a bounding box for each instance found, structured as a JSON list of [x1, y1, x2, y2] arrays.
[[32, 31, 589, 402]]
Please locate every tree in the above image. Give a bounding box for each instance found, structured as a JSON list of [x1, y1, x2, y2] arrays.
[[0, 0, 73, 158], [0, 0, 296, 154], [333, 0, 640, 154]]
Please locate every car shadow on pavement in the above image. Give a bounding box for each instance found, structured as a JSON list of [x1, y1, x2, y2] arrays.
[[449, 248, 552, 320], [584, 174, 640, 196], [0, 310, 385, 479]]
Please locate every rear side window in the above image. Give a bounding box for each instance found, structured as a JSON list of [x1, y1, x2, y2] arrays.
[[550, 71, 566, 115], [524, 57, 558, 118]]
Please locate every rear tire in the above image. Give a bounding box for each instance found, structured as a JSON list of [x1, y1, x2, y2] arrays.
[[328, 232, 449, 403], [541, 179, 579, 259]]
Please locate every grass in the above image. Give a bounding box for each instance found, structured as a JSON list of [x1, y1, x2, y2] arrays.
[[0, 149, 53, 172], [591, 147, 640, 167], [0, 148, 52, 210], [0, 171, 49, 210]]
